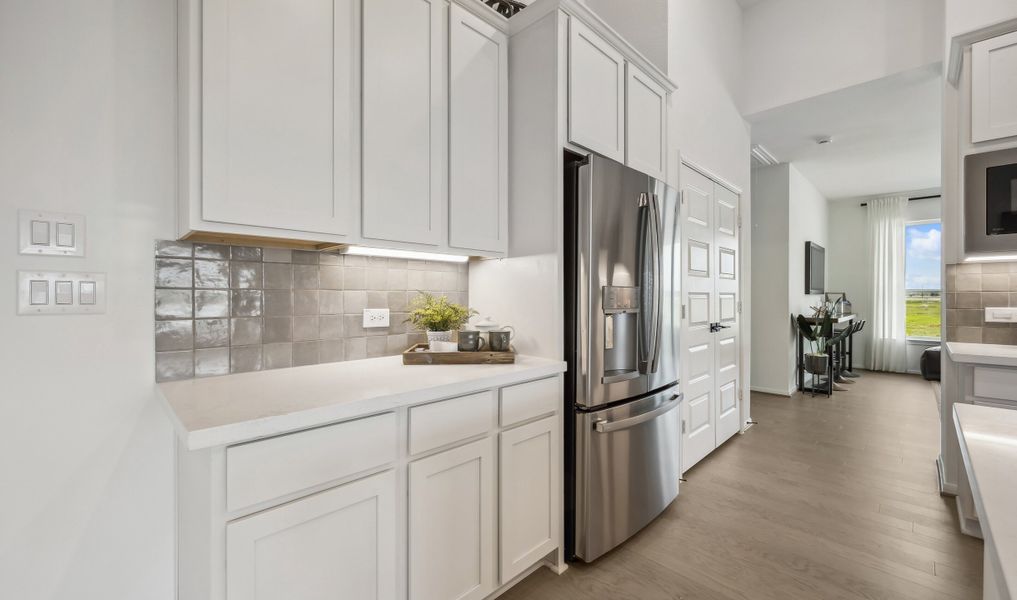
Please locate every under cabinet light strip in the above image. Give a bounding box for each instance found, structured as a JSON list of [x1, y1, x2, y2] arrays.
[[340, 246, 469, 263]]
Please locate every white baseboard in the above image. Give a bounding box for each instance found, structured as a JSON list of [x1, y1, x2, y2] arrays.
[[750, 385, 792, 396], [937, 456, 958, 496], [955, 496, 983, 539]]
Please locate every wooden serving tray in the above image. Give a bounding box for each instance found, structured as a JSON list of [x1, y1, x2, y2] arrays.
[[402, 343, 515, 365]]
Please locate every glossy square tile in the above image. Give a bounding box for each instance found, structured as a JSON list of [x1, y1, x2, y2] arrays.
[[194, 318, 230, 348], [387, 269, 407, 291], [264, 290, 293, 316], [155, 320, 193, 352], [155, 240, 192, 258], [156, 350, 194, 382], [366, 268, 387, 290], [292, 341, 320, 366], [193, 243, 229, 260], [320, 340, 344, 363], [230, 246, 262, 261], [263, 317, 292, 343], [386, 334, 408, 354], [231, 290, 263, 317], [293, 265, 319, 289], [231, 262, 263, 289], [387, 291, 408, 312], [230, 317, 262, 346], [262, 248, 292, 263], [263, 343, 292, 369], [320, 290, 342, 315], [366, 336, 387, 358], [155, 289, 193, 320], [407, 270, 426, 291], [319, 315, 343, 340], [264, 263, 293, 290], [367, 291, 388, 309], [345, 337, 367, 360], [344, 255, 367, 267], [344, 267, 366, 290], [319, 252, 341, 265], [293, 316, 319, 342], [292, 250, 319, 265], [194, 347, 229, 377], [320, 266, 342, 290], [344, 291, 367, 314], [195, 290, 230, 318], [155, 258, 193, 288], [230, 345, 262, 373], [293, 290, 319, 316], [194, 259, 230, 289]]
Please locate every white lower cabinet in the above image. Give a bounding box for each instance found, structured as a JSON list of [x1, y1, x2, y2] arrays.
[[499, 416, 559, 583], [409, 437, 496, 600], [226, 470, 396, 600]]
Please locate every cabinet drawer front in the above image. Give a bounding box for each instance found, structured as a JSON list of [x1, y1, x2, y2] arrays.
[[500, 377, 559, 427], [973, 366, 1017, 402], [409, 391, 494, 455], [227, 413, 397, 512]]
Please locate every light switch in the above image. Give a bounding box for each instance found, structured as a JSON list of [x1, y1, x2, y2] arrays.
[[55, 222, 75, 247], [79, 281, 96, 305], [30, 280, 49, 305], [31, 220, 50, 245], [55, 280, 74, 305]]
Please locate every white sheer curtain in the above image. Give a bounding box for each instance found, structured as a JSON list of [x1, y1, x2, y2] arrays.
[[868, 196, 908, 372]]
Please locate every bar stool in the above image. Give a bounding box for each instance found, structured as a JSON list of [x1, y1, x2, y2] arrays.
[[841, 320, 865, 378]]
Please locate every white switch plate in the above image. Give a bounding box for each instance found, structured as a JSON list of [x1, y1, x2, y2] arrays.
[[18, 210, 86, 256], [363, 308, 390, 328], [984, 307, 1017, 323], [18, 271, 106, 315]]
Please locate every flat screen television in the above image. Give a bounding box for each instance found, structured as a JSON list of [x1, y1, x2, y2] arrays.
[[805, 242, 825, 294]]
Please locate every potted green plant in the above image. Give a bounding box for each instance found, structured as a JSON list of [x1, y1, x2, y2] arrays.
[[406, 292, 476, 348], [796, 312, 831, 375]]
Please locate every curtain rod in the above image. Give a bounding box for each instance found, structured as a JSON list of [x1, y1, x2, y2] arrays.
[[859, 194, 940, 207]]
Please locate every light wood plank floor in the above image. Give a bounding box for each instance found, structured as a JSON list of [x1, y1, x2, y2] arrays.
[[502, 371, 984, 600]]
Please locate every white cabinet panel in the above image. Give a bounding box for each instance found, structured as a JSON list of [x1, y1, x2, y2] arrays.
[[500, 376, 559, 427], [972, 31, 1017, 143], [226, 470, 396, 600], [409, 391, 494, 455], [363, 0, 445, 246], [567, 18, 625, 162], [499, 416, 558, 583], [201, 0, 355, 235], [409, 437, 495, 600], [625, 64, 666, 179], [449, 5, 508, 254]]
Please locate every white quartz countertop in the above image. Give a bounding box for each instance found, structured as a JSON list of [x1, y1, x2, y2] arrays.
[[946, 342, 1017, 367], [158, 354, 567, 450], [953, 403, 1017, 598]]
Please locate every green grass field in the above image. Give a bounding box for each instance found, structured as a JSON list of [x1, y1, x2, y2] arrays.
[[906, 298, 941, 338]]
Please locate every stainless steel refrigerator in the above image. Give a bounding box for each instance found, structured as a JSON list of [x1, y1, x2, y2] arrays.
[[564, 152, 681, 562]]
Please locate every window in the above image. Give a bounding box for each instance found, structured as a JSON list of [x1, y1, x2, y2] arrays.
[[905, 221, 942, 339]]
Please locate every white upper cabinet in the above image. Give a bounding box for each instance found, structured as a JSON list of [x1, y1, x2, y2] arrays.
[[200, 0, 356, 236], [972, 31, 1017, 143], [226, 470, 396, 600], [568, 18, 626, 162], [625, 63, 667, 180], [449, 5, 509, 254], [362, 0, 445, 246]]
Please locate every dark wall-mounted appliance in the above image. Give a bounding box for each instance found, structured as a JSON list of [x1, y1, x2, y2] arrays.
[[965, 146, 1017, 254], [805, 241, 825, 294]]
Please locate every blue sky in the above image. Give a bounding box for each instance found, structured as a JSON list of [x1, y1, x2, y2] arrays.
[[905, 222, 941, 290]]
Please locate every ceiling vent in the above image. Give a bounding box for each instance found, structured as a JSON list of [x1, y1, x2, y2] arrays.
[[750, 144, 779, 168]]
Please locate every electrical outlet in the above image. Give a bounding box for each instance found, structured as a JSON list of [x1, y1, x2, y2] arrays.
[[363, 308, 390, 328]]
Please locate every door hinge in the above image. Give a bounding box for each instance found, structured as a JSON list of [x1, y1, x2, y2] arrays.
[[681, 304, 686, 320], [737, 300, 742, 314], [738, 388, 743, 401], [737, 215, 742, 229], [681, 419, 687, 434]]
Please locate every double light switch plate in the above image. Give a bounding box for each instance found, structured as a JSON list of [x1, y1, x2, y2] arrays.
[[18, 271, 106, 315], [18, 209, 85, 256]]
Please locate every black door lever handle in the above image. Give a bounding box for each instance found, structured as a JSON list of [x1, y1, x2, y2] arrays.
[[709, 322, 731, 333]]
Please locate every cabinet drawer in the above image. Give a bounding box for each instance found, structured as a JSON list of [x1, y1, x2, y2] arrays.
[[226, 413, 397, 512], [500, 377, 559, 427], [409, 391, 494, 455]]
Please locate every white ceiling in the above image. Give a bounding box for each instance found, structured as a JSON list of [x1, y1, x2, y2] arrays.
[[747, 64, 942, 200]]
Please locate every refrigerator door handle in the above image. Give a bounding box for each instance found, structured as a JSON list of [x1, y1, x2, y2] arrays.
[[637, 193, 652, 373], [648, 193, 663, 373], [594, 393, 682, 433]]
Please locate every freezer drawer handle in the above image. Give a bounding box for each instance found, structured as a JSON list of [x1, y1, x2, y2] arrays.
[[593, 393, 683, 433]]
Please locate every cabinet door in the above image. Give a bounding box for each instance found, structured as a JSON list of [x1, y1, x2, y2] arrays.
[[409, 438, 495, 600], [625, 63, 666, 180], [226, 470, 396, 600], [499, 416, 559, 583], [449, 5, 508, 254], [568, 18, 625, 162], [363, 0, 445, 246], [972, 31, 1017, 143], [202, 0, 356, 236]]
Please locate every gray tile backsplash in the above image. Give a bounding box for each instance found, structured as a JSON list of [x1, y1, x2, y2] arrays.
[[154, 241, 469, 381], [945, 262, 1017, 344]]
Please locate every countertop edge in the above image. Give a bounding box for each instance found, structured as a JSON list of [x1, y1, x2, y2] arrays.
[[946, 342, 1017, 367], [173, 360, 567, 451]]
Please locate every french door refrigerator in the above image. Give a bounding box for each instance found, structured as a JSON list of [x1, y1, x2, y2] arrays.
[[564, 152, 682, 562]]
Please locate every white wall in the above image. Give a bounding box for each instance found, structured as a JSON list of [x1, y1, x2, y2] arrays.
[[582, 0, 669, 72], [741, 0, 944, 116], [827, 194, 942, 370], [0, 2, 176, 599], [749, 164, 790, 395]]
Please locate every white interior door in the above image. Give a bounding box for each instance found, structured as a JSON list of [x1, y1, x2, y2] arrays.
[[680, 166, 716, 473], [713, 184, 741, 445]]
